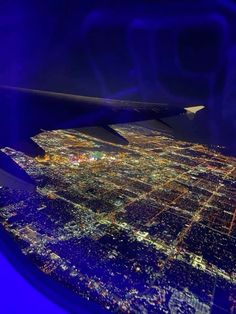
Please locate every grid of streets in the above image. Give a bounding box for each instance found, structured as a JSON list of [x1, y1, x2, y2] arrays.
[[0, 124, 235, 313]]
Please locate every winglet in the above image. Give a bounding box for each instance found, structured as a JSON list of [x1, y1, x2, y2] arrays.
[[184, 105, 205, 114], [184, 105, 205, 120]]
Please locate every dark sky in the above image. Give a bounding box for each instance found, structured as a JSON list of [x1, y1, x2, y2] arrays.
[[0, 0, 235, 153]]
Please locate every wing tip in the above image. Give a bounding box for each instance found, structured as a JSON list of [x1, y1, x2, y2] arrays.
[[184, 105, 205, 114]]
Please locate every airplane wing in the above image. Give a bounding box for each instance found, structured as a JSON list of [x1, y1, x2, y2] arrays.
[[0, 85, 204, 191]]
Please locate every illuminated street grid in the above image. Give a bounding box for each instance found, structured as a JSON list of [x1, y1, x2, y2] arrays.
[[0, 124, 236, 313]]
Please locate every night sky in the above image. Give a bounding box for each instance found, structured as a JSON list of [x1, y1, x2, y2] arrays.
[[0, 1, 235, 154]]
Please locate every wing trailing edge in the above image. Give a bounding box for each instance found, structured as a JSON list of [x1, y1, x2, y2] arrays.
[[0, 151, 36, 192], [11, 139, 45, 158], [136, 119, 172, 132], [78, 126, 129, 145], [0, 169, 35, 192]]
